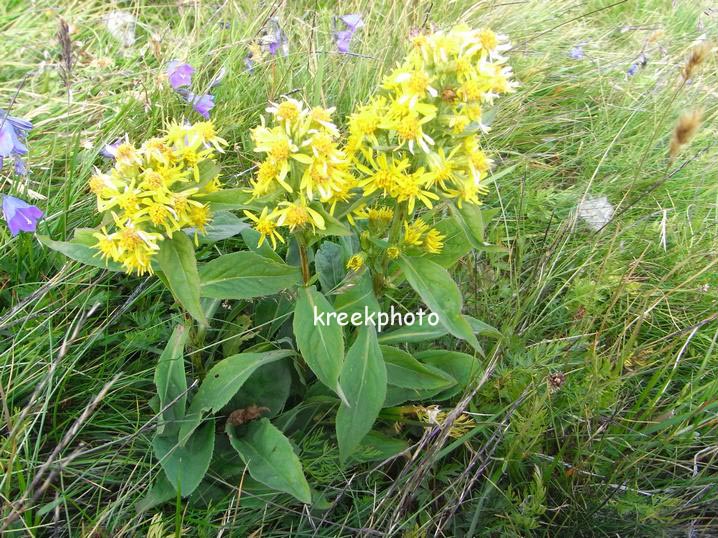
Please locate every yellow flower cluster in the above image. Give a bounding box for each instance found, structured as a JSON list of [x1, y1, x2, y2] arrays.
[[243, 98, 353, 248], [349, 24, 514, 209], [89, 122, 226, 274], [243, 25, 513, 266]]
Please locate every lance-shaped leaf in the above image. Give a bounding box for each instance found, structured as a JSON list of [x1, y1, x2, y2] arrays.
[[154, 325, 188, 436], [336, 326, 386, 463], [381, 345, 455, 390], [417, 349, 481, 400], [194, 188, 255, 211], [156, 231, 207, 326], [334, 271, 380, 316], [38, 229, 123, 271], [199, 252, 301, 300], [228, 418, 311, 504], [315, 241, 345, 293], [293, 286, 346, 403], [185, 211, 249, 244], [178, 349, 293, 445], [378, 315, 501, 344], [152, 420, 215, 497], [397, 255, 481, 353]]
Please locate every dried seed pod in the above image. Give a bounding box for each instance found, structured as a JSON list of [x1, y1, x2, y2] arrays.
[[548, 372, 566, 391]]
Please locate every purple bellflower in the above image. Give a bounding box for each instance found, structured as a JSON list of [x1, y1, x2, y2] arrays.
[[177, 88, 214, 119], [2, 195, 43, 236], [0, 109, 32, 174], [569, 46, 584, 60], [167, 61, 195, 90], [334, 13, 364, 54]]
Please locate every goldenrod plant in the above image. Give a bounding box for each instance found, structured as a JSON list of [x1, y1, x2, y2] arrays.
[[41, 24, 510, 507]]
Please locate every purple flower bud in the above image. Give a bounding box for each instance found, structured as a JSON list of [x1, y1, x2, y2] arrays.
[[14, 157, 27, 176], [263, 18, 288, 56], [245, 55, 255, 72], [191, 94, 215, 119], [627, 63, 639, 77], [0, 125, 13, 157], [569, 46, 584, 60], [167, 61, 195, 90], [2, 195, 43, 236], [334, 14, 364, 54]]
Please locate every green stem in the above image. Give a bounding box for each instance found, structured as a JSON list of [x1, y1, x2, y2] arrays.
[[373, 203, 407, 295], [298, 234, 311, 285]]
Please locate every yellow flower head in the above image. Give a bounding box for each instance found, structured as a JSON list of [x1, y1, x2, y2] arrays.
[[386, 246, 401, 259], [403, 219, 429, 246], [423, 228, 445, 254], [275, 200, 326, 231], [346, 253, 365, 272], [244, 207, 285, 249]]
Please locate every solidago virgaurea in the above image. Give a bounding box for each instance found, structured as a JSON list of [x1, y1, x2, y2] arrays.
[[243, 24, 513, 291], [88, 121, 226, 275]]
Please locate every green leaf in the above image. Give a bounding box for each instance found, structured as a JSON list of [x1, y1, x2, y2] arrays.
[[199, 252, 301, 300], [384, 385, 447, 406], [451, 203, 485, 249], [293, 286, 346, 402], [185, 211, 249, 244], [315, 241, 346, 293], [154, 325, 188, 437], [253, 295, 294, 339], [178, 349, 293, 444], [240, 228, 284, 262], [467, 316, 502, 340], [334, 272, 381, 316], [135, 472, 177, 513], [350, 431, 409, 464], [194, 188, 254, 211], [397, 255, 481, 353], [38, 228, 123, 271], [225, 358, 292, 418], [311, 206, 351, 238], [156, 231, 207, 326], [377, 318, 446, 345], [152, 421, 215, 497], [336, 326, 386, 463], [424, 217, 472, 267], [227, 418, 311, 504], [378, 315, 500, 345], [196, 159, 221, 188], [381, 346, 455, 390], [416, 350, 481, 400]]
